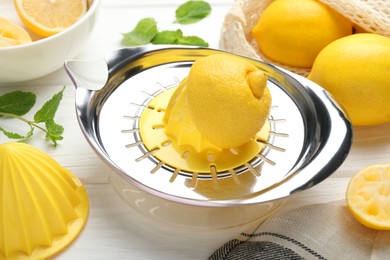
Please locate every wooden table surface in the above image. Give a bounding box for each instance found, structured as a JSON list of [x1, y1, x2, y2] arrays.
[[1, 0, 390, 259]]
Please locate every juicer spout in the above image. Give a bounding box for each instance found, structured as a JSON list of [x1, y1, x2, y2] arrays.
[[64, 58, 108, 90]]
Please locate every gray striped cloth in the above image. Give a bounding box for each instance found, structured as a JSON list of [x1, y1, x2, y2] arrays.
[[210, 201, 390, 260]]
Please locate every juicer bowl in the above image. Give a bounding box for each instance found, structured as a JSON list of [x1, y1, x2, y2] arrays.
[[65, 45, 353, 229]]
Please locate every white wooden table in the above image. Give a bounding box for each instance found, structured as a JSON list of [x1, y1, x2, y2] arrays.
[[1, 0, 390, 259]]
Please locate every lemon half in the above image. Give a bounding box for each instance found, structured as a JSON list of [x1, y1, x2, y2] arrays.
[[14, 0, 87, 37], [346, 163, 390, 230]]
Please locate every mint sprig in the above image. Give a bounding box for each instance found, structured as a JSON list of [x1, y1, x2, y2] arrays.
[[122, 1, 211, 47], [122, 19, 209, 47], [0, 86, 66, 146]]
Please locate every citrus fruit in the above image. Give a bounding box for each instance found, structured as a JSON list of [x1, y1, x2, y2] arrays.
[[346, 163, 390, 230], [308, 33, 390, 126], [0, 16, 32, 47], [14, 0, 88, 37], [251, 0, 352, 68], [185, 54, 271, 148]]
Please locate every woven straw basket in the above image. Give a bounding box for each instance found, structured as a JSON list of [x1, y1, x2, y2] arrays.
[[220, 0, 390, 76]]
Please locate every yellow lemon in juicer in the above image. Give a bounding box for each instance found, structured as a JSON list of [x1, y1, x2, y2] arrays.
[[140, 53, 272, 174], [183, 54, 271, 148]]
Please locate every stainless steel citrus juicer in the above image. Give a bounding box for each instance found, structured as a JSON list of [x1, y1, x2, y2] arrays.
[[65, 45, 353, 229]]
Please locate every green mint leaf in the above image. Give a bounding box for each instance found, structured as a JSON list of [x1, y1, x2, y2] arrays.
[[46, 119, 64, 138], [45, 119, 64, 146], [0, 91, 36, 116], [175, 1, 211, 24], [0, 125, 34, 139], [122, 18, 158, 46], [177, 35, 209, 47], [34, 86, 65, 123], [0, 126, 25, 139], [152, 30, 183, 44]]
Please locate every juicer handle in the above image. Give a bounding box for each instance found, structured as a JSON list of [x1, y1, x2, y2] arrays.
[[65, 45, 204, 90], [64, 58, 108, 91]]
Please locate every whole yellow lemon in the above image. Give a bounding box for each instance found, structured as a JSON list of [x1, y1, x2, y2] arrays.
[[308, 33, 390, 126], [251, 0, 352, 68], [186, 54, 271, 148]]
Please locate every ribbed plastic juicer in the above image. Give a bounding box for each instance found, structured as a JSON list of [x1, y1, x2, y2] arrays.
[[0, 142, 89, 259], [65, 45, 352, 229]]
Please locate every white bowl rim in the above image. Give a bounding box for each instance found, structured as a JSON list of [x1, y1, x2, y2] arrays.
[[0, 0, 100, 52]]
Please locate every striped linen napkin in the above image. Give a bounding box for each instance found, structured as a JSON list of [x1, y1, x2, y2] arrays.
[[209, 200, 390, 260]]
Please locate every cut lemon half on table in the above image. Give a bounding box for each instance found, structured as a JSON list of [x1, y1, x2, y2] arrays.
[[0, 16, 32, 47], [346, 163, 390, 230], [14, 0, 88, 37]]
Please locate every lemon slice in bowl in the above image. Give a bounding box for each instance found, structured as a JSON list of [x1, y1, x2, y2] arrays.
[[0, 16, 32, 47], [346, 163, 390, 230], [14, 0, 88, 37]]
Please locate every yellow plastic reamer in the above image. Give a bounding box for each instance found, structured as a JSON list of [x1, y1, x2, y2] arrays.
[[139, 85, 270, 175], [0, 142, 89, 259]]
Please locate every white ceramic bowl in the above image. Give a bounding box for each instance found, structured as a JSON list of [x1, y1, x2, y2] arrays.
[[0, 0, 100, 83]]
